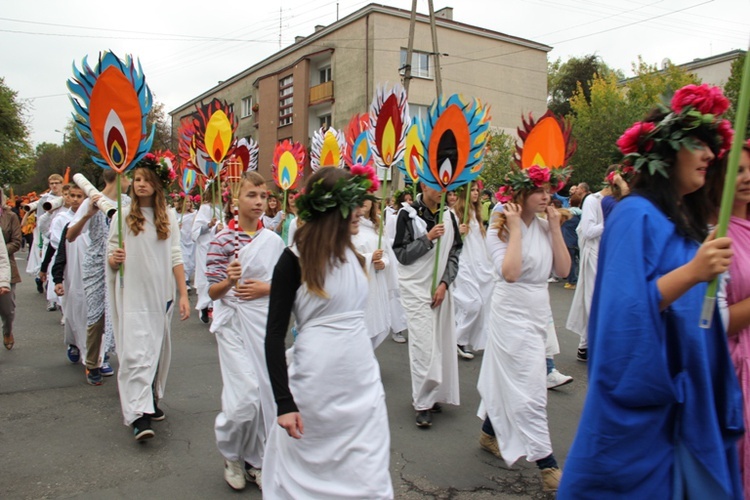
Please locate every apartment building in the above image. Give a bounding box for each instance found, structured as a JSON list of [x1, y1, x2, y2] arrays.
[[169, 3, 551, 182]]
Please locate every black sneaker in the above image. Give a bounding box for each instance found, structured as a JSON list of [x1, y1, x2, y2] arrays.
[[457, 344, 475, 360], [86, 367, 103, 386], [430, 403, 443, 413], [200, 308, 209, 324], [147, 405, 165, 421], [133, 416, 154, 441], [416, 410, 432, 428], [35, 277, 44, 294], [577, 348, 588, 362]]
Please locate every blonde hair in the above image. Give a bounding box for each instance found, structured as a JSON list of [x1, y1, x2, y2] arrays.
[[127, 167, 171, 240]]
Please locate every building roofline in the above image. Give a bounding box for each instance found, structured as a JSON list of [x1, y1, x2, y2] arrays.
[[618, 49, 745, 85], [170, 2, 551, 116]]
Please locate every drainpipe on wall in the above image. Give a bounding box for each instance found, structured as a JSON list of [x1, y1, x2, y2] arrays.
[[365, 13, 370, 107]]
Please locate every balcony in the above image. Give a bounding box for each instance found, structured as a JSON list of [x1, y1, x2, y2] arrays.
[[309, 80, 334, 105]]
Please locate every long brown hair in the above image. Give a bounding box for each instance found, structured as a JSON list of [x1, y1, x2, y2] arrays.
[[491, 188, 539, 242], [453, 181, 485, 237], [362, 198, 380, 226], [265, 192, 279, 217], [127, 167, 171, 240], [294, 168, 365, 297]]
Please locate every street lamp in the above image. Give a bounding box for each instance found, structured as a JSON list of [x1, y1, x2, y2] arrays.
[[54, 129, 67, 143]]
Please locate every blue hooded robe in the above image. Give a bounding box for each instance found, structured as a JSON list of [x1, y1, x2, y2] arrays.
[[558, 195, 744, 499]]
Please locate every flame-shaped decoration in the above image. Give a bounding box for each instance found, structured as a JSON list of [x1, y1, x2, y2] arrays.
[[367, 84, 410, 170], [272, 140, 306, 190], [310, 126, 346, 171], [515, 110, 576, 170], [194, 148, 220, 179], [68, 51, 154, 173], [233, 138, 259, 173], [193, 98, 237, 165], [398, 119, 423, 184], [180, 167, 197, 195], [416, 94, 491, 192], [344, 114, 373, 167], [177, 117, 196, 165]]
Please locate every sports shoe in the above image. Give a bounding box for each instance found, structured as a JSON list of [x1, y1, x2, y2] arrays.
[[245, 464, 263, 491], [577, 348, 588, 362], [416, 410, 432, 428], [540, 467, 562, 492], [430, 403, 443, 413], [547, 276, 559, 283], [147, 404, 165, 421], [35, 277, 44, 294], [185, 280, 192, 292], [224, 459, 246, 490], [479, 430, 502, 459], [100, 357, 114, 377], [67, 345, 80, 364], [457, 344, 475, 360], [47, 301, 57, 312], [546, 369, 573, 389], [132, 416, 154, 441], [200, 308, 210, 324], [391, 331, 407, 343], [564, 283, 576, 289], [86, 367, 103, 386]]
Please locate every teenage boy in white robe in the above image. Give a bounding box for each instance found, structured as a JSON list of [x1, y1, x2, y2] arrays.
[[27, 174, 64, 279], [206, 171, 285, 491], [392, 183, 462, 428]]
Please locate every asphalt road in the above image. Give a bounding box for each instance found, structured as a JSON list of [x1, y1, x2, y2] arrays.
[[1, 248, 587, 499]]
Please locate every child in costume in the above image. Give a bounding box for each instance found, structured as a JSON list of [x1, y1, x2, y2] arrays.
[[179, 195, 196, 291], [192, 185, 223, 324], [262, 193, 282, 232], [477, 166, 570, 493], [107, 155, 190, 441], [264, 167, 392, 499], [392, 181, 462, 428], [451, 181, 494, 359], [558, 83, 743, 498], [207, 171, 285, 491]]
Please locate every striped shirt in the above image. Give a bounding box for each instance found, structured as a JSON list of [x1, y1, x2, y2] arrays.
[[206, 223, 263, 287]]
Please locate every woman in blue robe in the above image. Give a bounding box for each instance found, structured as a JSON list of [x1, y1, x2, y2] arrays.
[[558, 84, 744, 499]]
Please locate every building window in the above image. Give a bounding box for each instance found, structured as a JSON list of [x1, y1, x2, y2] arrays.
[[319, 66, 332, 84], [409, 103, 429, 123], [241, 96, 253, 118], [400, 49, 433, 79], [319, 114, 332, 129], [279, 75, 294, 126]]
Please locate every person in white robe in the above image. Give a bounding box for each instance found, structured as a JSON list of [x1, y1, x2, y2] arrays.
[[178, 196, 196, 289], [191, 188, 223, 322], [565, 189, 604, 362], [392, 184, 462, 428], [107, 159, 190, 441], [45, 198, 73, 317], [264, 167, 392, 499], [26, 174, 64, 277], [477, 173, 569, 493], [206, 172, 285, 491], [451, 182, 494, 359]]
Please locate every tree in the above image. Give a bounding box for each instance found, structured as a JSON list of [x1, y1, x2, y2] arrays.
[[568, 59, 699, 186], [724, 52, 749, 140], [548, 55, 622, 117], [480, 129, 517, 191], [148, 100, 172, 151], [0, 77, 34, 186]]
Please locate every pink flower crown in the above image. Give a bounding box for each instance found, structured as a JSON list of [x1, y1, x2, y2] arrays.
[[617, 83, 733, 178], [496, 165, 571, 202]]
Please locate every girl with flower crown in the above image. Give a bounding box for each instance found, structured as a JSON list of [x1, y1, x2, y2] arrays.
[[263, 166, 392, 499], [192, 182, 223, 323], [559, 83, 743, 499], [107, 155, 190, 441], [477, 165, 570, 493], [451, 181, 494, 358]]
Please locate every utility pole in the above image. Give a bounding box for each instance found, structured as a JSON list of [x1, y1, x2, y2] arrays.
[[402, 0, 418, 95], [427, 0, 442, 97]]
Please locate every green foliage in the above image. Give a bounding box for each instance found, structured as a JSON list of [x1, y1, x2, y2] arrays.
[[548, 55, 623, 117], [568, 59, 699, 186], [725, 52, 750, 140], [480, 129, 516, 191], [0, 77, 34, 186]]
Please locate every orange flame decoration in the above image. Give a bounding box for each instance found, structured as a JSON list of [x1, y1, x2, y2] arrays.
[[417, 95, 491, 192], [515, 110, 576, 170], [193, 98, 237, 165], [68, 52, 154, 173], [343, 114, 373, 167], [367, 84, 410, 169], [398, 119, 422, 183], [272, 140, 306, 190], [310, 126, 346, 171]]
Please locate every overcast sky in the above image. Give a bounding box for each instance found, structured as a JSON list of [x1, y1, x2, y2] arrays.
[[2, 0, 748, 147]]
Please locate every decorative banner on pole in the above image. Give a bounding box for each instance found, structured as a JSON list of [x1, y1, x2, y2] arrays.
[[515, 110, 576, 170], [344, 113, 373, 168], [310, 126, 346, 171], [272, 140, 306, 212]]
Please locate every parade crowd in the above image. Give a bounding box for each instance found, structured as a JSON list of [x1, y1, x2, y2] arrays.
[[4, 82, 750, 499]]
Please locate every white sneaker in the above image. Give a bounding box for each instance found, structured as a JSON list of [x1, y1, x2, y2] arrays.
[[457, 345, 475, 359], [224, 460, 246, 490], [547, 369, 573, 389], [391, 332, 407, 343], [246, 466, 262, 491], [547, 276, 559, 283]]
